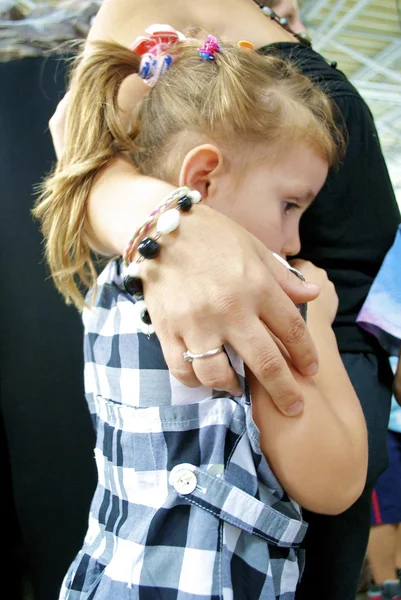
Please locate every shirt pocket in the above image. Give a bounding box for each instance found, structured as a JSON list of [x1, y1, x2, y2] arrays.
[[169, 463, 307, 548]]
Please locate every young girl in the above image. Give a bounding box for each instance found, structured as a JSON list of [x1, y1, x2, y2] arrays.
[[34, 30, 368, 599]]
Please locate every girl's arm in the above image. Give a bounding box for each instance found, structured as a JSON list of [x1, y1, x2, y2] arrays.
[[250, 262, 368, 515]]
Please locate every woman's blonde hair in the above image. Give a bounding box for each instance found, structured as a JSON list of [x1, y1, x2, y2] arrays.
[[33, 39, 343, 309]]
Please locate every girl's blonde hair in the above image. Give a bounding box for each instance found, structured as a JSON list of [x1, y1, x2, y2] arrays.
[[33, 39, 343, 310]]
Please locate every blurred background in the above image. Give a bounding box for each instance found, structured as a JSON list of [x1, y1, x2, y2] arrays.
[[300, 0, 401, 206]]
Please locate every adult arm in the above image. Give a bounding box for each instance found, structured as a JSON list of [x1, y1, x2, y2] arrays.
[[87, 160, 320, 409], [52, 0, 322, 414]]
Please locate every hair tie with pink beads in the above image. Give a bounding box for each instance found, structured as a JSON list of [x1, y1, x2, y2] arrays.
[[198, 35, 222, 61]]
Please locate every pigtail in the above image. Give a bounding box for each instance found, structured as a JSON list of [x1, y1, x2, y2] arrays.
[[210, 50, 258, 138], [33, 41, 140, 309]]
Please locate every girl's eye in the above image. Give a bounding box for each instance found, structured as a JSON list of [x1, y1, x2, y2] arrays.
[[283, 201, 300, 215]]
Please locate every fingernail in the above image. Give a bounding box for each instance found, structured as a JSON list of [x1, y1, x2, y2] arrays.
[[303, 362, 318, 376], [285, 400, 304, 416]]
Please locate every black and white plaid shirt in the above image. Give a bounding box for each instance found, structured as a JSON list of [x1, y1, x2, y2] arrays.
[[60, 259, 307, 599]]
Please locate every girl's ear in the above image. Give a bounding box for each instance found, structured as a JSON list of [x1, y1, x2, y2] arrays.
[[179, 144, 224, 200]]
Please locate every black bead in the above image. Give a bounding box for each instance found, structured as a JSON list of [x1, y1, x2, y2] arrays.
[[140, 308, 152, 325], [330, 61, 338, 69], [138, 237, 160, 259], [123, 276, 143, 296], [177, 195, 193, 212]]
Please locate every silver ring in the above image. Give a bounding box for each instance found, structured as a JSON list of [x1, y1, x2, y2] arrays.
[[183, 346, 223, 363], [271, 251, 305, 281]]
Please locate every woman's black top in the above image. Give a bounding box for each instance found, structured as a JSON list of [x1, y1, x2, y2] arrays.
[[260, 43, 400, 355]]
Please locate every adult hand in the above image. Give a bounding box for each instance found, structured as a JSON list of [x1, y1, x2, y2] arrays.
[[48, 73, 151, 159], [143, 205, 321, 416], [50, 76, 319, 417]]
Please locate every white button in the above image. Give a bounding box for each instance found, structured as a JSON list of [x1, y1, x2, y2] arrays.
[[207, 464, 224, 478], [170, 464, 197, 495]]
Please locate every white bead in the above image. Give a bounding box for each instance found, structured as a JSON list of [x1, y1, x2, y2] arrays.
[[262, 6, 273, 16], [126, 261, 141, 278], [157, 208, 180, 234], [188, 189, 202, 203]]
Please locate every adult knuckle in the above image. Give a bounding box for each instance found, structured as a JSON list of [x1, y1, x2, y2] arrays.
[[201, 372, 228, 390], [255, 353, 283, 379], [284, 316, 306, 345], [274, 389, 300, 410], [254, 280, 270, 305], [169, 365, 196, 385], [213, 292, 238, 317], [196, 363, 230, 390], [249, 268, 266, 292]]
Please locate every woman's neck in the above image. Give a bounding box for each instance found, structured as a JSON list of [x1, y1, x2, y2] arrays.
[[185, 0, 296, 48], [89, 0, 296, 52]]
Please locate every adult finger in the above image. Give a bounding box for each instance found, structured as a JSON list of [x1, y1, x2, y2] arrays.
[[117, 73, 151, 130], [231, 317, 305, 416], [259, 273, 319, 377], [260, 247, 321, 304], [158, 333, 201, 388], [183, 335, 242, 396]]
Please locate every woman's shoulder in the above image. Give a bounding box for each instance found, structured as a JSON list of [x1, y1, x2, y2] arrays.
[[259, 42, 359, 99]]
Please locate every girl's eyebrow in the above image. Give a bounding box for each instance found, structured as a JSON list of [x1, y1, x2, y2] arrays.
[[303, 189, 316, 202], [290, 187, 316, 203]]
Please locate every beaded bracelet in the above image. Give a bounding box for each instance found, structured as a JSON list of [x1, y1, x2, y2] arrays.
[[123, 186, 194, 266], [122, 188, 202, 333]]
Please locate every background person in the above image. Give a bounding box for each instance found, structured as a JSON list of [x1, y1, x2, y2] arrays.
[[357, 226, 401, 600]]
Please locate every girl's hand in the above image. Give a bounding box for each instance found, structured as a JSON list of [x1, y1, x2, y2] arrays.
[[290, 259, 339, 325]]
